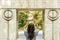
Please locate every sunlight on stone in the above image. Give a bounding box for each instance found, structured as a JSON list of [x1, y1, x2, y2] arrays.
[[2, 0, 5, 5], [6, 0, 11, 6], [2, 0, 11, 6]]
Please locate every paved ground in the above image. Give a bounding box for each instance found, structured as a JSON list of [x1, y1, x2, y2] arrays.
[[17, 31, 44, 40]]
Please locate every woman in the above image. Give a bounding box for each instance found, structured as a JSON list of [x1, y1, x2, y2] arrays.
[[23, 23, 39, 40]]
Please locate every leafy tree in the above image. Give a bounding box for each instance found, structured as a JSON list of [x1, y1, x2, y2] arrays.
[[18, 11, 28, 29], [38, 20, 43, 30], [33, 11, 43, 30]]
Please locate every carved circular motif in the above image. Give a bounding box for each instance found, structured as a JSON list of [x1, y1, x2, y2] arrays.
[[3, 10, 13, 21], [48, 10, 58, 21]]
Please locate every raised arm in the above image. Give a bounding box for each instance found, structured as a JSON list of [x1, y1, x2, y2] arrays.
[[23, 21, 28, 31], [36, 24, 40, 32], [33, 19, 40, 32]]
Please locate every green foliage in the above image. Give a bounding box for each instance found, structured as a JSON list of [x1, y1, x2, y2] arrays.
[[38, 20, 43, 30], [18, 11, 43, 30], [33, 12, 39, 19], [18, 11, 28, 29], [33, 11, 43, 30]]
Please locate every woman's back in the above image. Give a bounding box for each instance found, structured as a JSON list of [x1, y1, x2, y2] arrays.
[[24, 30, 38, 40], [24, 23, 39, 40]]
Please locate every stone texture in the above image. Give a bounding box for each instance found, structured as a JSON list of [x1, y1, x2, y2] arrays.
[[0, 0, 60, 40], [0, 0, 60, 8], [44, 9, 52, 40], [0, 9, 17, 40]]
